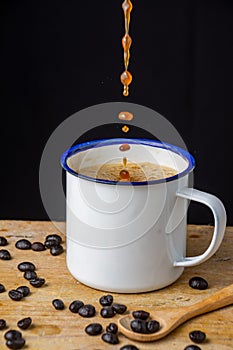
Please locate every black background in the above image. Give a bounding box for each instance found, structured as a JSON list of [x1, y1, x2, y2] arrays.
[[0, 1, 232, 224]]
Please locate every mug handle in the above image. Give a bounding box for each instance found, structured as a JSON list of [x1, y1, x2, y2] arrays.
[[173, 187, 226, 267]]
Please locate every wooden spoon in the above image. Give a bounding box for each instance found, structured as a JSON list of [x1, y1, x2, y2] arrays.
[[118, 284, 233, 342]]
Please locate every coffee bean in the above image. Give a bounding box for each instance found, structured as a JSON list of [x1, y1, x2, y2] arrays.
[[184, 346, 201, 350], [0, 319, 6, 330], [45, 234, 62, 244], [8, 290, 24, 301], [0, 283, 6, 293], [24, 271, 37, 280], [78, 304, 96, 317], [112, 303, 127, 314], [31, 242, 45, 251], [99, 294, 113, 306], [106, 322, 118, 334], [189, 330, 206, 343], [130, 319, 147, 333], [69, 300, 84, 313], [16, 286, 30, 297], [52, 299, 65, 310], [4, 330, 22, 340], [146, 320, 160, 333], [15, 239, 31, 250], [132, 310, 150, 320], [17, 317, 32, 330], [6, 338, 25, 349], [17, 262, 35, 272], [44, 240, 59, 248], [29, 277, 45, 288], [101, 332, 119, 344], [100, 306, 115, 318], [120, 345, 140, 350], [189, 277, 208, 290], [85, 323, 103, 336], [0, 236, 8, 246], [50, 244, 64, 256], [0, 249, 11, 260]]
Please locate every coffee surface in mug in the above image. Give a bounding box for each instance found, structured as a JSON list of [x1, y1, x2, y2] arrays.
[[78, 162, 178, 182]]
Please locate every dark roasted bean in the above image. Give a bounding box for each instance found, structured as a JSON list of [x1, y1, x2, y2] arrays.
[[0, 249, 11, 260], [0, 319, 7, 330], [0, 283, 6, 293], [15, 239, 31, 250], [120, 345, 139, 350], [24, 271, 37, 280], [45, 234, 62, 244], [146, 320, 160, 333], [189, 330, 206, 343], [189, 276, 208, 290], [184, 346, 201, 350], [132, 310, 150, 320], [29, 277, 45, 288], [6, 338, 25, 349], [101, 332, 119, 344], [100, 306, 115, 318], [31, 242, 45, 251], [78, 304, 96, 317], [69, 300, 84, 313], [16, 286, 30, 297], [0, 236, 8, 246], [17, 261, 35, 272], [85, 323, 103, 336], [8, 290, 24, 301], [4, 330, 22, 340], [99, 294, 113, 306], [130, 319, 147, 333], [50, 244, 64, 256], [44, 240, 59, 248], [17, 317, 32, 330], [52, 299, 65, 310], [112, 303, 127, 314], [106, 322, 118, 334]]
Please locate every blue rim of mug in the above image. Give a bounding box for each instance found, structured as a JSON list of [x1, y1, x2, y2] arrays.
[[61, 138, 195, 186]]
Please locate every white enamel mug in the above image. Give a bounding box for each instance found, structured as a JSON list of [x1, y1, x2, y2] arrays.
[[61, 138, 226, 293]]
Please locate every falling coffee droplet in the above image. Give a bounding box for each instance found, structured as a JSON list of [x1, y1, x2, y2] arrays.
[[119, 144, 130, 152], [120, 169, 130, 180], [118, 111, 134, 121], [123, 157, 127, 167], [120, 70, 132, 96], [122, 125, 129, 133]]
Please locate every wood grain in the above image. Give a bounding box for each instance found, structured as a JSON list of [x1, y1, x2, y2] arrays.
[[0, 221, 232, 350], [118, 283, 233, 342]]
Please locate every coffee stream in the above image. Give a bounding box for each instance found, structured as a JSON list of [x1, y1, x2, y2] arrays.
[[120, 0, 133, 97], [119, 1, 133, 179]]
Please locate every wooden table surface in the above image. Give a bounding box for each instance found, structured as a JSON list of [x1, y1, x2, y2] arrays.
[[0, 221, 232, 350]]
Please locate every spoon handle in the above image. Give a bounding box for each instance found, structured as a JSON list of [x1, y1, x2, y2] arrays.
[[183, 284, 233, 321]]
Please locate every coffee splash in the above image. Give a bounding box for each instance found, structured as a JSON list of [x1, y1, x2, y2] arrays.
[[78, 162, 178, 183]]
